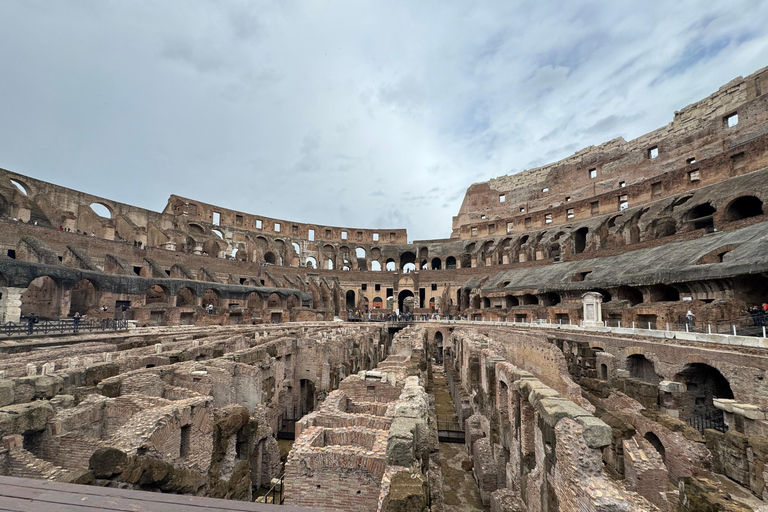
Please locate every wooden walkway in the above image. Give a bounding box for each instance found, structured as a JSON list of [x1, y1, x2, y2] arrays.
[[0, 476, 316, 512]]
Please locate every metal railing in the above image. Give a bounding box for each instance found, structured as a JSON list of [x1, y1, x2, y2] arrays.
[[0, 318, 129, 338], [257, 474, 284, 504], [686, 409, 728, 434]]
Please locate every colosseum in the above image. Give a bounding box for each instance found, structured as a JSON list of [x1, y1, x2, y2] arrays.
[[1, 66, 768, 511]]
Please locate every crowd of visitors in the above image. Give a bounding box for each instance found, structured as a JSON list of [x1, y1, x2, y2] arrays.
[[748, 304, 768, 326]]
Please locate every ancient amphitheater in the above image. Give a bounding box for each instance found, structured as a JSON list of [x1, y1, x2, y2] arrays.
[[1, 66, 768, 512]]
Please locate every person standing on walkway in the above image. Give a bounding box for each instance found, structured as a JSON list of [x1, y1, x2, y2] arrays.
[[25, 313, 37, 335], [73, 312, 81, 333]]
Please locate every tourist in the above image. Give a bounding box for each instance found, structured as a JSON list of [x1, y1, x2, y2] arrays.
[[25, 313, 37, 335], [73, 312, 81, 333], [206, 304, 214, 314], [685, 310, 695, 327]]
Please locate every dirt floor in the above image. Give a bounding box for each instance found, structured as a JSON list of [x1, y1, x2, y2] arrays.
[[433, 365, 487, 511]]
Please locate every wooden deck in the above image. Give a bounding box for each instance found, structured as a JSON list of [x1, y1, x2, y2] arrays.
[[0, 476, 316, 512]]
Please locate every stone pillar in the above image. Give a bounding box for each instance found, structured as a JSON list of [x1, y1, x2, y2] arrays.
[[581, 291, 603, 327], [0, 287, 24, 323]]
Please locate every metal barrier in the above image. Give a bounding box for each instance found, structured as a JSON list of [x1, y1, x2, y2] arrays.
[[686, 409, 728, 434], [258, 474, 284, 504], [0, 318, 129, 338]]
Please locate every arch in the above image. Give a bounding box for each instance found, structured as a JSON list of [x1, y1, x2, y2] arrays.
[[397, 289, 415, 313], [431, 257, 442, 270], [429, 297, 436, 310], [188, 223, 205, 234], [672, 195, 693, 209], [146, 284, 168, 305], [617, 286, 643, 306], [287, 294, 300, 310], [626, 354, 660, 385], [724, 195, 763, 221], [400, 251, 416, 270], [202, 239, 223, 257], [21, 276, 61, 320], [385, 259, 396, 271], [647, 217, 676, 238], [327, 258, 334, 270], [589, 288, 612, 302], [176, 287, 196, 307], [650, 284, 679, 302], [247, 292, 263, 310], [402, 262, 416, 272], [445, 256, 457, 269], [202, 289, 220, 308], [504, 295, 519, 308], [267, 293, 282, 308], [292, 242, 301, 256], [211, 229, 224, 239], [89, 203, 112, 219], [371, 260, 382, 271], [264, 251, 277, 265], [9, 179, 29, 196], [674, 363, 734, 420], [356, 247, 366, 259], [372, 297, 383, 309], [69, 279, 99, 316], [305, 256, 317, 269], [541, 292, 561, 306], [481, 297, 491, 309], [520, 294, 539, 305], [345, 290, 356, 310], [686, 203, 716, 230], [643, 432, 665, 462], [574, 227, 588, 254]]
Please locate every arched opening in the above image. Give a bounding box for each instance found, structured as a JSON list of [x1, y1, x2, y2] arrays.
[[446, 256, 457, 269], [305, 256, 317, 268], [434, 331, 443, 363], [247, 292, 263, 310], [292, 242, 301, 256], [146, 284, 168, 305], [287, 294, 300, 310], [267, 293, 282, 308], [686, 203, 716, 230], [724, 196, 763, 221], [650, 284, 679, 302], [600, 364, 608, 380], [431, 257, 442, 270], [188, 223, 205, 234], [371, 260, 382, 271], [429, 297, 436, 310], [541, 292, 561, 306], [618, 285, 643, 306], [643, 432, 665, 462], [345, 290, 356, 310], [504, 295, 519, 308], [482, 297, 491, 309], [89, 203, 112, 219], [21, 276, 61, 320], [264, 251, 277, 265], [372, 297, 383, 309], [397, 289, 415, 313], [626, 354, 660, 385], [176, 287, 195, 307], [589, 288, 612, 302], [327, 258, 334, 270], [520, 294, 539, 305], [400, 251, 416, 270], [299, 379, 316, 417], [574, 227, 588, 254], [69, 279, 99, 316], [10, 179, 29, 196], [385, 259, 396, 271], [203, 239, 222, 257], [211, 229, 224, 239], [202, 289, 219, 308], [402, 263, 416, 272], [648, 217, 677, 238], [363, 296, 369, 311], [733, 274, 768, 305], [356, 247, 366, 259], [674, 363, 734, 422]]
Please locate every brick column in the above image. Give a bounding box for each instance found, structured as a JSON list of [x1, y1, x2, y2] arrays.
[[0, 287, 24, 323]]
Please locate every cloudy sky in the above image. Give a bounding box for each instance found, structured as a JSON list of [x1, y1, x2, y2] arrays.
[[1, 1, 767, 241]]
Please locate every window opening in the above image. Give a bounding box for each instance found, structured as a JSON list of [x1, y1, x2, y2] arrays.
[[724, 112, 738, 128], [372, 233, 379, 241], [589, 168, 597, 179], [648, 146, 659, 159], [566, 208, 574, 219], [499, 194, 506, 203], [212, 212, 221, 225], [274, 223, 280, 232], [308, 229, 315, 241], [256, 219, 262, 229]]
